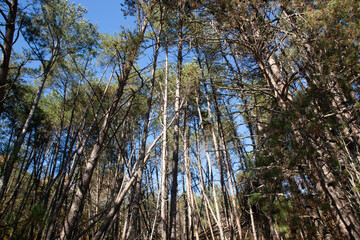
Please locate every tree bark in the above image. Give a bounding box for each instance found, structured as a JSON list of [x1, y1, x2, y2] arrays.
[[160, 41, 169, 240], [183, 107, 198, 240], [169, 15, 183, 240], [195, 49, 225, 240], [0, 0, 18, 116]]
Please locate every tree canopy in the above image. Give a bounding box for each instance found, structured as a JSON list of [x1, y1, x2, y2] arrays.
[[0, 0, 359, 239]]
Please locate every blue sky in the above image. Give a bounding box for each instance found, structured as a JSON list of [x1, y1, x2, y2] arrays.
[[12, 0, 137, 54], [72, 0, 137, 33]]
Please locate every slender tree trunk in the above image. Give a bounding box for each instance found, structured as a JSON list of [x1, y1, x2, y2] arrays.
[[183, 107, 198, 240], [210, 82, 243, 239], [60, 104, 114, 239], [93, 124, 167, 240], [249, 202, 258, 240], [194, 122, 216, 240], [59, 77, 127, 239], [203, 80, 234, 234], [0, 0, 18, 116], [169, 16, 183, 240], [195, 49, 225, 240], [160, 42, 169, 240], [125, 18, 162, 239]]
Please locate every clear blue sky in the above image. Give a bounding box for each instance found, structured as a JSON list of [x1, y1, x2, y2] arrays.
[[72, 0, 137, 33]]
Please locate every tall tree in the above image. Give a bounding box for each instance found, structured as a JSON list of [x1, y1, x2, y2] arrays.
[[0, 0, 18, 116], [0, 0, 98, 201]]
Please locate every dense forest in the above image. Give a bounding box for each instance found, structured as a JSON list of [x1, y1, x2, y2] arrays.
[[0, 0, 359, 239]]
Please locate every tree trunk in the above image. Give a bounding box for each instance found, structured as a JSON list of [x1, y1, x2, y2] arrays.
[[126, 18, 161, 239], [249, 202, 258, 240], [183, 107, 198, 240], [93, 124, 167, 240], [0, 0, 18, 116], [210, 79, 243, 239], [256, 47, 360, 239], [169, 17, 183, 240], [195, 49, 225, 240], [194, 122, 216, 240], [160, 42, 169, 240]]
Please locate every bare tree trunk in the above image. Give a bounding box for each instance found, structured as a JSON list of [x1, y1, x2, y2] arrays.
[[169, 17, 183, 240], [194, 122, 216, 240], [93, 124, 168, 240], [160, 42, 169, 240], [249, 202, 258, 240], [209, 81, 243, 239], [183, 107, 198, 240], [202, 80, 235, 235], [125, 17, 162, 239], [0, 0, 18, 116], [195, 49, 225, 240], [60, 101, 116, 239]]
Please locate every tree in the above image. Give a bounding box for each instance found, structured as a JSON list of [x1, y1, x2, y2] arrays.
[[1, 0, 359, 239], [0, 0, 98, 202], [0, 0, 18, 117]]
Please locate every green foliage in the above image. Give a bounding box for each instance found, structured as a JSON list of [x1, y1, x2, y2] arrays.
[[3, 82, 52, 135], [22, 0, 98, 61], [248, 193, 262, 205], [29, 203, 47, 223], [100, 30, 143, 68], [0, 1, 359, 239]]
